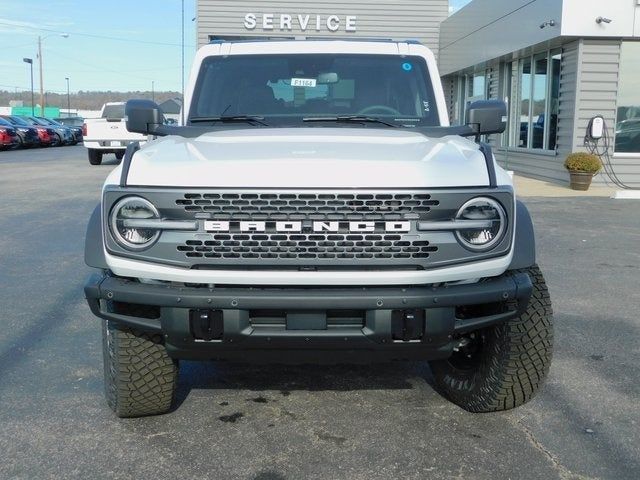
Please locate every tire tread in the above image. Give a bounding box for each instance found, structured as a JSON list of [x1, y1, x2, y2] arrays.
[[103, 321, 178, 418], [430, 265, 553, 412]]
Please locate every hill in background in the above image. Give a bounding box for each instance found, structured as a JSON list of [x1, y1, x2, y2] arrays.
[[0, 90, 181, 111]]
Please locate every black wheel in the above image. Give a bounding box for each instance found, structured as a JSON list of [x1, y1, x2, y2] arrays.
[[53, 133, 63, 147], [115, 151, 125, 161], [88, 149, 103, 165], [102, 320, 178, 418], [429, 265, 553, 412]]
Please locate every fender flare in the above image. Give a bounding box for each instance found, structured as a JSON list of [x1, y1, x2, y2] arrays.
[[509, 200, 536, 270], [85, 204, 108, 269]]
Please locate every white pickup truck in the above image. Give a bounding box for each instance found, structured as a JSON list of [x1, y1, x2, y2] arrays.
[[84, 39, 553, 418], [83, 102, 147, 165]]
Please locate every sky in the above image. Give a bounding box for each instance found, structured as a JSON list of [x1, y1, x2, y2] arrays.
[[0, 0, 197, 93], [0, 0, 472, 94], [450, 0, 472, 14]]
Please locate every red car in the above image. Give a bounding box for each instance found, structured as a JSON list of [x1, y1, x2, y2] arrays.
[[0, 124, 19, 150]]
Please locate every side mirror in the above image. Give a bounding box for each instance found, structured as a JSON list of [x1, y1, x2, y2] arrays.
[[125, 99, 165, 135], [466, 100, 507, 136]]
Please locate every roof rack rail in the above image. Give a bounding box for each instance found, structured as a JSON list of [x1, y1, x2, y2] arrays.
[[208, 36, 404, 45]]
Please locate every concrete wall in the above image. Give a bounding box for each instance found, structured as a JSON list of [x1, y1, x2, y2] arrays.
[[197, 0, 448, 58]]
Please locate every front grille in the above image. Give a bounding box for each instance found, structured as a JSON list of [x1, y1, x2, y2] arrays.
[[176, 192, 439, 221], [103, 187, 515, 271], [177, 233, 438, 260]]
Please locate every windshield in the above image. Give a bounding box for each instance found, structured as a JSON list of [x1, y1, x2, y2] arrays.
[[102, 104, 125, 119], [4, 116, 28, 126], [189, 54, 439, 127]]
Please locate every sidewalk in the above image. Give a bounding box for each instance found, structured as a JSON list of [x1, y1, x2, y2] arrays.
[[513, 174, 615, 198]]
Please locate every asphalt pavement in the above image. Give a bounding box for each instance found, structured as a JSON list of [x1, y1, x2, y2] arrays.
[[0, 145, 638, 480]]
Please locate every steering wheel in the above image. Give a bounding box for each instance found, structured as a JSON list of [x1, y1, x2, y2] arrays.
[[357, 105, 402, 116]]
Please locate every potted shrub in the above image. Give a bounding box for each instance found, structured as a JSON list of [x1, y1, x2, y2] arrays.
[[564, 152, 602, 191]]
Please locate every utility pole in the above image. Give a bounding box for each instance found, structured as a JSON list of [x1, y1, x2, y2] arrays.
[[152, 80, 155, 102], [65, 77, 70, 116], [23, 58, 34, 116], [38, 35, 44, 116], [37, 33, 69, 116]]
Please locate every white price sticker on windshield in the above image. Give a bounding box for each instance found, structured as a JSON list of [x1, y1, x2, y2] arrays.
[[291, 78, 317, 88]]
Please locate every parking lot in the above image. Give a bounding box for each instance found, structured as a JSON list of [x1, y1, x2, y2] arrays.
[[0, 145, 639, 480]]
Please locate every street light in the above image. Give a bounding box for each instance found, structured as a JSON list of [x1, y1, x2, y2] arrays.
[[65, 77, 70, 117], [23, 58, 34, 116], [38, 33, 69, 116]]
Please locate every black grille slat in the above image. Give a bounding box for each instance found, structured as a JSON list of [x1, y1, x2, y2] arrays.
[[176, 192, 439, 220], [176, 233, 438, 261]]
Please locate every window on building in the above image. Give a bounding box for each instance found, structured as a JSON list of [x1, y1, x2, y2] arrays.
[[548, 50, 561, 150], [469, 73, 486, 103], [615, 42, 640, 154], [453, 72, 487, 125], [518, 58, 532, 148], [501, 62, 513, 148], [509, 49, 561, 151]]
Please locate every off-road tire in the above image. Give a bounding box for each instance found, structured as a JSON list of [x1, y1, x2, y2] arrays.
[[88, 149, 102, 165], [429, 265, 553, 412], [102, 320, 178, 418], [115, 151, 125, 161]]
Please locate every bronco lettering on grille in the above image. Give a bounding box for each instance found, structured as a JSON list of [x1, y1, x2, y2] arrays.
[[203, 221, 411, 233]]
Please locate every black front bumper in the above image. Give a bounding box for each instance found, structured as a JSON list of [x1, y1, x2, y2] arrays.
[[85, 272, 532, 363]]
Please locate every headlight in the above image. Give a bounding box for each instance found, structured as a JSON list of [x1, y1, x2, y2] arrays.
[[109, 197, 160, 250], [455, 197, 506, 251]]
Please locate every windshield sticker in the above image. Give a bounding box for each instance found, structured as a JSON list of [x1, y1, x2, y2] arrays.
[[291, 78, 317, 88], [402, 62, 413, 72]]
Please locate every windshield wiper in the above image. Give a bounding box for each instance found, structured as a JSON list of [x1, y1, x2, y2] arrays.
[[189, 115, 268, 126], [303, 115, 399, 128]]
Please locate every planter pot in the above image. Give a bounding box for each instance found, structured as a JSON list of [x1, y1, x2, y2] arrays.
[[568, 171, 595, 191]]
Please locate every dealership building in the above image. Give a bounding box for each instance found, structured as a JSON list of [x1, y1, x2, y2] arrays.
[[196, 0, 640, 187]]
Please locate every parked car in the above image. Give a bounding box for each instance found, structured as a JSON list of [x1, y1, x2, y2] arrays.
[[24, 116, 74, 146], [54, 116, 84, 144], [38, 117, 81, 145], [54, 116, 84, 127], [2, 115, 53, 147], [0, 122, 19, 150], [0, 116, 40, 148]]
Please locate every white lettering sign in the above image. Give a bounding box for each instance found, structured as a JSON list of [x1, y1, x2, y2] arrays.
[[203, 221, 408, 233], [243, 13, 357, 32], [326, 15, 340, 32], [349, 222, 375, 232], [204, 221, 230, 232], [275, 221, 302, 232], [240, 221, 266, 232], [262, 13, 274, 30], [244, 13, 257, 30], [386, 222, 411, 232], [313, 222, 340, 232]]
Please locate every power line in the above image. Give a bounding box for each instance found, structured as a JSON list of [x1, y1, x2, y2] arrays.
[[0, 20, 196, 48]]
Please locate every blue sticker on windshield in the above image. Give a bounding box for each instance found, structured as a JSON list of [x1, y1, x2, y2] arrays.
[[402, 62, 413, 71]]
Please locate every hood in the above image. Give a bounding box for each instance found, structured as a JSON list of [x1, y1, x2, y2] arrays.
[[125, 127, 491, 188]]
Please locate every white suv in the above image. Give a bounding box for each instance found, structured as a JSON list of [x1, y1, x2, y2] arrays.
[[84, 39, 553, 417]]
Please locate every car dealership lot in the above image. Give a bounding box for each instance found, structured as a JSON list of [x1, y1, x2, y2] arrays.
[[0, 146, 638, 480]]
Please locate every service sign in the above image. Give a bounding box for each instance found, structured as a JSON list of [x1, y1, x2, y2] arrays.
[[244, 13, 357, 33]]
